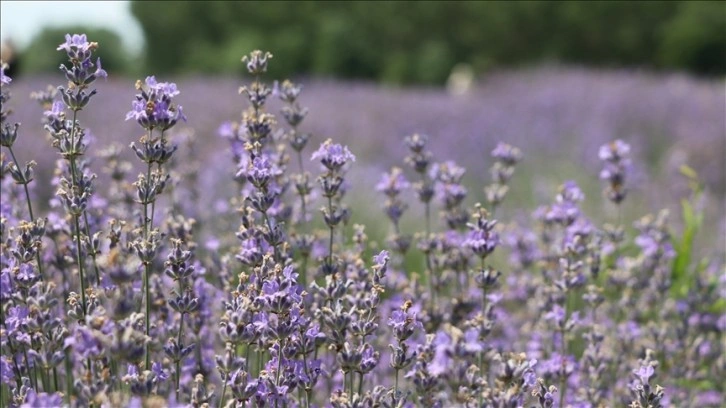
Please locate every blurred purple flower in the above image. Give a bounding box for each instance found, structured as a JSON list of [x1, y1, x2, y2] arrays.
[[0, 63, 10, 85]]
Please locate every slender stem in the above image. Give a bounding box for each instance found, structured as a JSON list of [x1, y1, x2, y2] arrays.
[[72, 215, 87, 316], [479, 262, 488, 408], [176, 312, 185, 400], [53, 367, 59, 393], [393, 367, 400, 405], [82, 212, 100, 285], [5, 147, 45, 282], [175, 274, 186, 400], [257, 349, 263, 378], [6, 146, 37, 221], [64, 350, 73, 404], [40, 365, 49, 392], [109, 358, 118, 392], [263, 212, 279, 261], [22, 346, 36, 390], [327, 196, 335, 282], [143, 130, 154, 371], [302, 348, 311, 408], [300, 255, 308, 289], [67, 111, 87, 316], [9, 344, 22, 389], [218, 377, 228, 408], [274, 339, 284, 408], [144, 261, 151, 370], [425, 252, 435, 314], [560, 293, 570, 408]]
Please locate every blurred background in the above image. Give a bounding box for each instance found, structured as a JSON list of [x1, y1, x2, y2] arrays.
[[1, 1, 724, 259], [1, 1, 724, 82]]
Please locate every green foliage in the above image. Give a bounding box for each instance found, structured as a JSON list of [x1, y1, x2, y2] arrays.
[[659, 1, 726, 75], [670, 165, 705, 298], [130, 1, 725, 84], [18, 26, 131, 75]]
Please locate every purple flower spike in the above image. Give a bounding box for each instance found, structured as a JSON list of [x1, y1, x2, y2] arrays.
[[491, 142, 522, 166], [376, 167, 410, 197], [599, 139, 631, 162], [126, 76, 186, 130], [634, 364, 655, 385], [311, 139, 355, 171]]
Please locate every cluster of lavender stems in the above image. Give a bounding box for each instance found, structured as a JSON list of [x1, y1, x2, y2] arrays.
[[0, 34, 724, 408]]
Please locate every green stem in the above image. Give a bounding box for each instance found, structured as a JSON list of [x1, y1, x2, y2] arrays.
[[144, 262, 151, 370], [274, 339, 284, 408], [82, 212, 100, 285], [327, 196, 335, 282], [67, 111, 87, 316], [176, 312, 185, 400], [479, 267, 488, 407], [22, 346, 37, 390], [218, 378, 227, 408], [5, 146, 45, 281], [72, 215, 87, 316], [64, 350, 73, 404], [393, 367, 400, 405], [40, 365, 49, 392], [52, 367, 59, 393], [302, 349, 311, 408], [143, 129, 154, 371], [560, 293, 570, 408], [6, 146, 37, 222]]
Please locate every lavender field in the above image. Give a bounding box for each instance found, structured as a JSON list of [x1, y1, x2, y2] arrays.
[[0, 36, 724, 408]]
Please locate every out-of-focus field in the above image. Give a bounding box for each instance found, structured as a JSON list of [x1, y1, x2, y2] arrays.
[[6, 68, 725, 259]]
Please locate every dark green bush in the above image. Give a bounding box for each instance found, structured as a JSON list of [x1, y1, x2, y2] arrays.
[[124, 1, 725, 83]]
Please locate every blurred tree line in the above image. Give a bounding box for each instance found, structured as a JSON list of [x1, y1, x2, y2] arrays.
[[11, 1, 725, 84]]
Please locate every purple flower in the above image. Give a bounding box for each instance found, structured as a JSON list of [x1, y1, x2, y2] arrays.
[[598, 140, 631, 203], [126, 76, 186, 131], [152, 361, 170, 382], [376, 167, 410, 197], [21, 391, 63, 408], [57, 33, 107, 87], [598, 139, 630, 162], [0, 63, 10, 85], [491, 142, 522, 166], [557, 180, 585, 203], [0, 269, 13, 300], [388, 308, 423, 341], [66, 327, 103, 359], [247, 156, 279, 188], [311, 139, 355, 171], [544, 304, 566, 327], [0, 357, 13, 385], [430, 160, 466, 184], [462, 328, 483, 354], [464, 228, 499, 258], [217, 121, 236, 139], [373, 250, 390, 267], [57, 33, 92, 54], [633, 364, 654, 384], [44, 100, 66, 122], [6, 306, 29, 343]]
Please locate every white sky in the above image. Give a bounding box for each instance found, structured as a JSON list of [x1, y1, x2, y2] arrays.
[[1, 0, 144, 55]]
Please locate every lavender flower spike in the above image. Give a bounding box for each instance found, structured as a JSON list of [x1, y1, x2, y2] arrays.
[[311, 139, 356, 171]]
